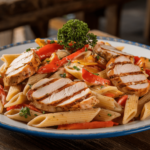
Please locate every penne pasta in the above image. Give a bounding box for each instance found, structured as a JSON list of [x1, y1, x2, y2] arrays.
[[93, 108, 121, 121], [6, 85, 22, 101], [28, 108, 100, 128], [136, 91, 150, 117], [1, 54, 20, 66], [5, 109, 41, 122], [97, 69, 108, 79], [0, 101, 4, 114], [140, 101, 150, 120], [93, 92, 122, 112], [4, 92, 27, 108], [123, 95, 138, 124]]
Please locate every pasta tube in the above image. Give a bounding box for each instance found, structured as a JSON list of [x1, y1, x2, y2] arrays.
[[28, 108, 100, 128], [4, 92, 27, 108], [136, 91, 150, 117], [123, 95, 138, 124], [5, 109, 41, 122], [93, 108, 121, 121], [6, 85, 22, 101], [140, 101, 150, 120]]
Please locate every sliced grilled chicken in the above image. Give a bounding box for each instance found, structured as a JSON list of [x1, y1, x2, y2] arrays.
[[4, 50, 41, 86], [27, 78, 99, 112], [93, 41, 133, 61], [106, 55, 149, 97]]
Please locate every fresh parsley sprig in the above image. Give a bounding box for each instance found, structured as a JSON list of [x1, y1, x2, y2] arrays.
[[19, 107, 31, 118], [57, 19, 97, 50]]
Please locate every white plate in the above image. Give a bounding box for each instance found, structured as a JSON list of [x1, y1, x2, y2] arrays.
[[0, 37, 150, 139]]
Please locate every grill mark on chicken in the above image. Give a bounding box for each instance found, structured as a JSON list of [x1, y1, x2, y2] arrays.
[[60, 93, 91, 108], [49, 88, 88, 106], [108, 61, 132, 70], [36, 82, 80, 102], [109, 71, 144, 79], [118, 80, 148, 87], [33, 78, 58, 90]]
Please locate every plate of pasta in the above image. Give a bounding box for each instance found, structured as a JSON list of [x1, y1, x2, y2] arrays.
[[0, 20, 150, 139]]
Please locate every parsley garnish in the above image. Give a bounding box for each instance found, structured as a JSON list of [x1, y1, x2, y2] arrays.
[[101, 86, 104, 88], [107, 113, 112, 116], [0, 74, 2, 78], [85, 47, 88, 51], [46, 60, 50, 63], [50, 40, 55, 44], [149, 59, 150, 62], [57, 19, 97, 50], [19, 107, 31, 118], [36, 46, 41, 49], [56, 64, 59, 66], [34, 114, 38, 116], [96, 55, 100, 60], [141, 67, 143, 71], [67, 60, 71, 66], [73, 66, 80, 71], [26, 48, 31, 52], [93, 73, 99, 76], [53, 116, 55, 118], [43, 111, 45, 114], [58, 56, 62, 60], [60, 73, 66, 78], [28, 84, 32, 89]]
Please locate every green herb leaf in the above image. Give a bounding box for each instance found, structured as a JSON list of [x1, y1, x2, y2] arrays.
[[57, 19, 97, 50], [149, 59, 150, 62], [85, 47, 88, 52], [101, 86, 104, 88], [67, 60, 71, 66], [46, 60, 50, 63], [96, 55, 100, 60], [53, 116, 55, 118], [28, 84, 32, 89], [19, 107, 31, 118], [36, 46, 41, 49], [73, 66, 80, 71], [60, 73, 66, 78], [26, 48, 31, 52], [93, 73, 99, 76], [50, 40, 55, 44], [34, 114, 38, 116], [43, 111, 45, 114], [0, 74, 2, 78], [107, 113, 112, 116]]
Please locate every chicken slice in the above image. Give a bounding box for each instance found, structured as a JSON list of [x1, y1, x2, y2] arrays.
[[93, 41, 133, 61], [27, 78, 99, 112], [106, 55, 149, 97], [4, 50, 41, 86]]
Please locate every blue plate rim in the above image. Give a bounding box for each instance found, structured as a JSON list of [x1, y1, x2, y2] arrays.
[[0, 36, 150, 139]]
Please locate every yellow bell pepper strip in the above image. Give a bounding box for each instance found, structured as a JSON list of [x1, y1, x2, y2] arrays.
[[0, 85, 7, 105], [82, 68, 111, 86], [36, 43, 64, 60], [38, 45, 89, 74], [35, 38, 57, 47]]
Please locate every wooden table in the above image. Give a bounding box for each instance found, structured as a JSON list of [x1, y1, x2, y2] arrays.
[[0, 30, 149, 150]]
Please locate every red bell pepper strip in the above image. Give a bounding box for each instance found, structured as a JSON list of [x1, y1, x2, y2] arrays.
[[36, 43, 63, 60], [6, 104, 41, 113], [104, 92, 115, 98], [38, 45, 89, 74], [82, 68, 111, 86], [146, 69, 150, 76], [57, 121, 118, 130], [38, 53, 60, 74], [0, 85, 6, 105], [60, 44, 89, 64], [134, 56, 140, 64], [117, 95, 128, 107]]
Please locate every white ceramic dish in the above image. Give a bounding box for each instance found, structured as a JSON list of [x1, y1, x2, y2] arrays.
[[0, 37, 150, 139]]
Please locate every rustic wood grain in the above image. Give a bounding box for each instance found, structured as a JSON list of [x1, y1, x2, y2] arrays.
[[0, 0, 133, 32]]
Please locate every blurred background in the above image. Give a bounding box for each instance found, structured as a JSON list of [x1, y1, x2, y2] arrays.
[[0, 0, 149, 47]]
